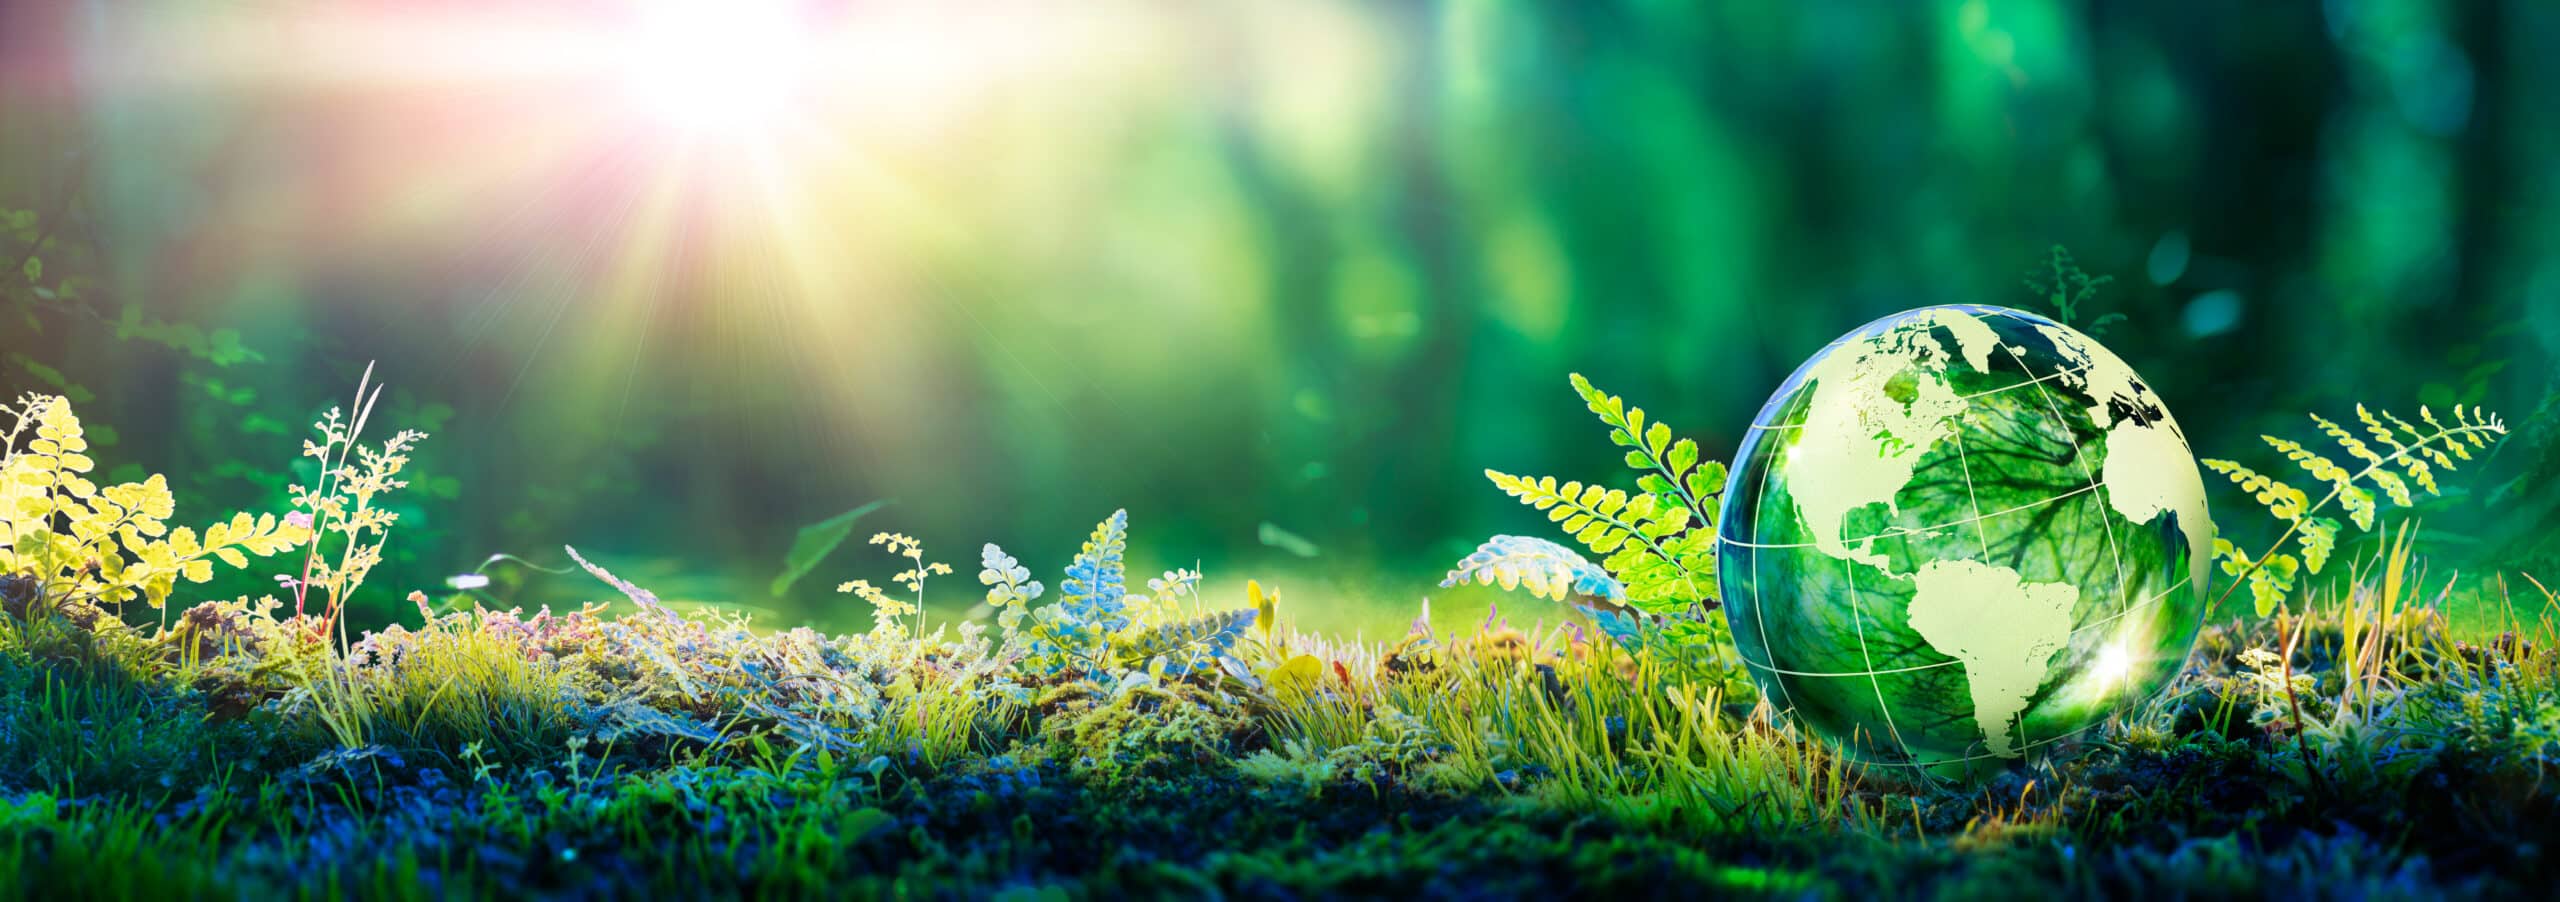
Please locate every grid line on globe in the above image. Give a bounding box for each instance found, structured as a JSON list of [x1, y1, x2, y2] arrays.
[[1844, 554, 1917, 757], [1716, 304, 2214, 776], [1715, 482, 2106, 551], [1994, 338, 2131, 755], [1999, 340, 2135, 621]]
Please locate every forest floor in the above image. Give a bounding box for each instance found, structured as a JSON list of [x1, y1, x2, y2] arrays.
[[3, 561, 2558, 900]]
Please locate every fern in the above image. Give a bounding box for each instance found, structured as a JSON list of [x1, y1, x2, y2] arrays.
[[2205, 403, 2507, 616], [1060, 509, 1131, 632], [1119, 608, 1255, 675], [1570, 373, 1730, 529], [1481, 468, 1716, 614], [1016, 509, 1255, 679], [1456, 374, 1733, 678], [1439, 535, 1626, 604], [0, 393, 310, 615]]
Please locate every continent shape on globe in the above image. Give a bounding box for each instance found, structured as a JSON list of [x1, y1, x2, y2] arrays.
[[1718, 305, 2214, 775]]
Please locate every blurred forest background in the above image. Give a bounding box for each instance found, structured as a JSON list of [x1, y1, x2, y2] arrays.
[[2, 0, 2556, 635]]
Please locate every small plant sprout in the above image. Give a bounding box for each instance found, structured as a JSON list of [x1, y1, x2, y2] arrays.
[[838, 531, 950, 639], [1147, 566, 1203, 622]]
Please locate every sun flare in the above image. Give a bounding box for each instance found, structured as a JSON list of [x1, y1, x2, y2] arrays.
[[616, 1, 815, 140]]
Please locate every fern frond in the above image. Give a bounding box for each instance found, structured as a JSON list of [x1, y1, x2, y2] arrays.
[[2212, 402, 2508, 615], [2215, 537, 2301, 618], [2297, 517, 2338, 575], [2024, 245, 2117, 332], [2201, 458, 2309, 522], [2262, 436, 2376, 530], [1060, 509, 1130, 631], [978, 543, 1043, 606], [1568, 373, 1727, 526], [1441, 535, 1627, 604], [1118, 608, 1255, 673], [2311, 413, 2385, 469], [1484, 469, 1711, 613]]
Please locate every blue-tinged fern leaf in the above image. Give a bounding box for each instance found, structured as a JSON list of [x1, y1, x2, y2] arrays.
[[1061, 509, 1130, 631], [1123, 608, 1256, 674], [1440, 535, 1626, 604]]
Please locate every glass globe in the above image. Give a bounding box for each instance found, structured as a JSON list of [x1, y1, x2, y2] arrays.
[[1717, 305, 2215, 777]]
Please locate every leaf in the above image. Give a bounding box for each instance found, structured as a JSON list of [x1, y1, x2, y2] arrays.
[[1267, 654, 1326, 698], [768, 500, 891, 596], [1441, 535, 1626, 603], [568, 545, 678, 619], [2297, 518, 2337, 575], [2248, 554, 2299, 617], [1666, 439, 1699, 480], [839, 808, 894, 843]]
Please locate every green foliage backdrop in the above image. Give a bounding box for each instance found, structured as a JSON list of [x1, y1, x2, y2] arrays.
[[1, 0, 2554, 633]]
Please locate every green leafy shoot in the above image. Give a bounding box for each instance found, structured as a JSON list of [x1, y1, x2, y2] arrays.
[[837, 531, 951, 640], [2024, 245, 2124, 335]]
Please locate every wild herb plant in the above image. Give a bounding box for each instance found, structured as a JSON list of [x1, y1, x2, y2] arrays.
[[285, 363, 429, 639], [976, 542, 1042, 637], [2204, 403, 2507, 615]]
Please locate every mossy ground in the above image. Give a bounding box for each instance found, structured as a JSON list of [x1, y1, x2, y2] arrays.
[[2, 584, 2556, 900]]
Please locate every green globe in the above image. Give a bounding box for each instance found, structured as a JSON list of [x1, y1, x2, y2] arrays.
[[1717, 305, 2214, 777]]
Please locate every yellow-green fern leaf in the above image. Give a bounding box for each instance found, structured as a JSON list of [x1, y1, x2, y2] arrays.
[[2202, 458, 2308, 522], [2211, 401, 2507, 616], [2338, 483, 2378, 531], [2297, 517, 2338, 575], [2266, 435, 2351, 494], [2312, 413, 2385, 469], [1570, 373, 1723, 522], [2249, 554, 2300, 617], [1487, 468, 1707, 614], [2368, 468, 2414, 508]]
